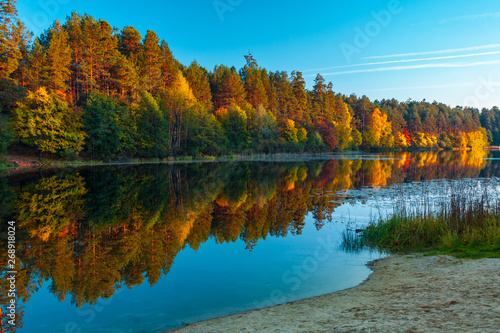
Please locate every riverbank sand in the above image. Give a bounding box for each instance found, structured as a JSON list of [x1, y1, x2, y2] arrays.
[[167, 255, 500, 332]]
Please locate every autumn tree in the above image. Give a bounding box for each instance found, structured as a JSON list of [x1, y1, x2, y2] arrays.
[[12, 87, 86, 157], [159, 40, 178, 92], [25, 38, 46, 92], [185, 60, 213, 111], [210, 65, 247, 110], [363, 108, 393, 149], [0, 0, 21, 80], [140, 30, 162, 93], [118, 26, 142, 66], [241, 53, 268, 110], [45, 20, 71, 95], [291, 71, 309, 124]]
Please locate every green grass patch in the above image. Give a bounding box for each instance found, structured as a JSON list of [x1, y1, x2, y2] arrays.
[[342, 185, 500, 259]]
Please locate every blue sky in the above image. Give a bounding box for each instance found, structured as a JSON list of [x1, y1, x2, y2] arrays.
[[17, 0, 500, 109]]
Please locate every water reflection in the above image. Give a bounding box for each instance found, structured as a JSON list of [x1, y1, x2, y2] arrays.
[[0, 150, 498, 331]]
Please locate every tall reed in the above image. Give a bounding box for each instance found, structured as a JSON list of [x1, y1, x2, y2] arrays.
[[342, 180, 500, 258]]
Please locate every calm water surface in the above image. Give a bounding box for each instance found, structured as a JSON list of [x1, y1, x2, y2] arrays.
[[1, 150, 500, 332]]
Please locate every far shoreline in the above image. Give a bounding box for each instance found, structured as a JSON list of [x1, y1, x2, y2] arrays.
[[1, 147, 494, 173]]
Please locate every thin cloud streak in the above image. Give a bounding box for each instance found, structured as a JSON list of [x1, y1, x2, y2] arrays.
[[306, 60, 500, 77], [440, 12, 500, 24], [364, 82, 497, 93], [364, 44, 500, 60], [303, 51, 500, 73]]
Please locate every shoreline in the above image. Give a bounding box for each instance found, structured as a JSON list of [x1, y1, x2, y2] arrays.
[[166, 255, 500, 332], [1, 152, 338, 173], [3, 147, 494, 173]]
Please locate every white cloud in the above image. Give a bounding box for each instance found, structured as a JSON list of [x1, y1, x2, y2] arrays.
[[364, 44, 500, 60], [306, 60, 500, 77], [439, 12, 500, 24], [303, 51, 500, 73], [365, 83, 482, 93]]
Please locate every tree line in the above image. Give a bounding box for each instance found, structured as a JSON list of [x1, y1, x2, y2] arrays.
[[0, 1, 496, 160]]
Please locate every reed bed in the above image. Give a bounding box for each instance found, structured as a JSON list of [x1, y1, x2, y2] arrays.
[[342, 180, 500, 258]]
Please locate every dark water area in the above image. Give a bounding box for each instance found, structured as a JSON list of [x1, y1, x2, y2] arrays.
[[1, 150, 500, 332]]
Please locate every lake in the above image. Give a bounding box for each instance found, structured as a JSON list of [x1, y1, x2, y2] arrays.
[[1, 150, 499, 333]]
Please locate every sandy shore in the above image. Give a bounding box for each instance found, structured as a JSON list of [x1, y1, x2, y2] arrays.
[[167, 255, 500, 333]]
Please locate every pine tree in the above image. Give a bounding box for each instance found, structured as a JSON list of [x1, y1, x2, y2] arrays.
[[291, 71, 309, 124], [140, 30, 162, 93], [210, 65, 246, 110], [0, 0, 21, 79], [110, 53, 140, 101], [46, 20, 71, 95], [241, 53, 268, 109], [76, 15, 120, 96], [118, 26, 142, 66], [11, 19, 31, 88], [25, 38, 47, 92], [64, 11, 84, 103], [185, 60, 213, 111], [269, 71, 296, 125], [159, 40, 177, 92]]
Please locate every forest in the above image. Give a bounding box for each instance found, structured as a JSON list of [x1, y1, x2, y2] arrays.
[[0, 0, 498, 160]]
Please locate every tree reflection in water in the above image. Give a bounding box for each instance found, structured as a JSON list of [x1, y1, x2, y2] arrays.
[[0, 150, 495, 331]]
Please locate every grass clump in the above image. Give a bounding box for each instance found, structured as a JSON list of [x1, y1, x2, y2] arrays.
[[343, 182, 500, 258]]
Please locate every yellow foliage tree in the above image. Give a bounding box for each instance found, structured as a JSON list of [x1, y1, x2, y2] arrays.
[[368, 108, 393, 148], [466, 129, 488, 150], [283, 119, 298, 142], [394, 132, 410, 148], [171, 70, 196, 104], [332, 101, 353, 150], [13, 87, 86, 157], [413, 132, 438, 148]]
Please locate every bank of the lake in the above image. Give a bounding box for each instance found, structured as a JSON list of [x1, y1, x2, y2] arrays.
[[167, 254, 500, 333], [2, 152, 341, 172], [1, 147, 491, 172]]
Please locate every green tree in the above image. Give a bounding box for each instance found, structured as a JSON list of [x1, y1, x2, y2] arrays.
[[0, 113, 14, 154], [12, 87, 86, 157], [136, 92, 167, 157], [83, 92, 129, 159], [222, 104, 250, 151]]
